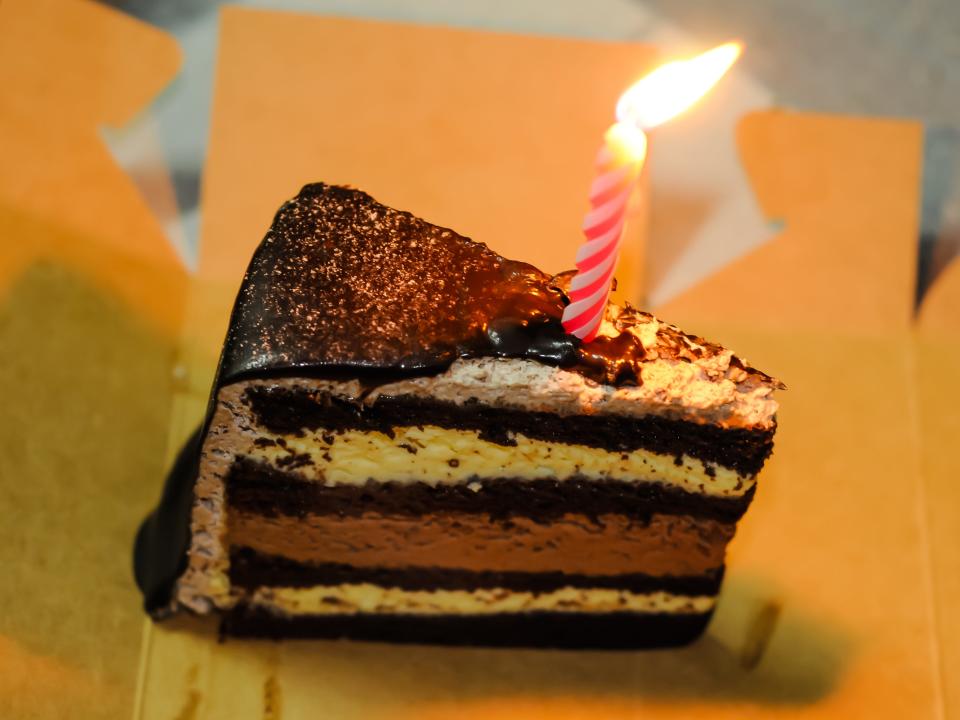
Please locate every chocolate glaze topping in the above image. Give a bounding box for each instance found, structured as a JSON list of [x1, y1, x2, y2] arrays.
[[219, 183, 575, 383], [134, 183, 777, 617], [218, 183, 775, 387]]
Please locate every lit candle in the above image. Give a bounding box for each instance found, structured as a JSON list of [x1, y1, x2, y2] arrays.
[[562, 42, 742, 342]]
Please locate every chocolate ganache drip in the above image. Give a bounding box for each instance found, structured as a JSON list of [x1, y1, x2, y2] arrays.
[[219, 183, 766, 388]]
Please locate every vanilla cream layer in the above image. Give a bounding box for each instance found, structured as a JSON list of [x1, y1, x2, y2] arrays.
[[247, 584, 716, 617], [248, 424, 753, 498]]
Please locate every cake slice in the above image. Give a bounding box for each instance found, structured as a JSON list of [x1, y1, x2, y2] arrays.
[[135, 183, 780, 649]]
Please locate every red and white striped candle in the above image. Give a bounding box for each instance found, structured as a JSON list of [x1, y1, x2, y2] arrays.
[[561, 42, 742, 342], [561, 123, 647, 342]]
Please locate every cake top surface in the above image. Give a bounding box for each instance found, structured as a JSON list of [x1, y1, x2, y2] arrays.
[[219, 183, 780, 391]]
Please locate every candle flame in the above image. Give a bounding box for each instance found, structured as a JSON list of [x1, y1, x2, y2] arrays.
[[603, 122, 648, 166], [615, 42, 742, 130]]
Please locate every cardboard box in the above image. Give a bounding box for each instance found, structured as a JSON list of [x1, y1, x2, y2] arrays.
[[1, 3, 957, 718], [138, 11, 958, 719]]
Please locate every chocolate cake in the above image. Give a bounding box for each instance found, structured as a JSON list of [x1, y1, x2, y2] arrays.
[[134, 183, 781, 649]]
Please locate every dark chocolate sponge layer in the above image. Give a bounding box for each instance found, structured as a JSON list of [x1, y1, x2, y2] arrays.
[[221, 606, 714, 649], [228, 547, 725, 596], [226, 457, 755, 524], [244, 387, 774, 477]]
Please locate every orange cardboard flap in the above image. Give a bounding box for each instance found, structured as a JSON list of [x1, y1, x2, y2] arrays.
[[0, 3, 185, 720], [0, 0, 185, 336], [182, 8, 656, 374], [200, 9, 655, 280], [658, 111, 922, 335]]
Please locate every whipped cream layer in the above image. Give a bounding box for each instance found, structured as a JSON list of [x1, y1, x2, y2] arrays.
[[373, 354, 777, 431], [244, 354, 777, 431]]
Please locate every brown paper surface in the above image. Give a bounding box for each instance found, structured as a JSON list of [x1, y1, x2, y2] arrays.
[[131, 9, 957, 719], [916, 256, 960, 717], [0, 1, 183, 719]]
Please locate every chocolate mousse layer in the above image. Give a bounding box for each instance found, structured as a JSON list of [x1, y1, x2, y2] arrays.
[[226, 511, 733, 579]]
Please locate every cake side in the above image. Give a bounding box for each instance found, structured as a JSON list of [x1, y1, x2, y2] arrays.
[[168, 354, 775, 644], [173, 374, 762, 611]]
